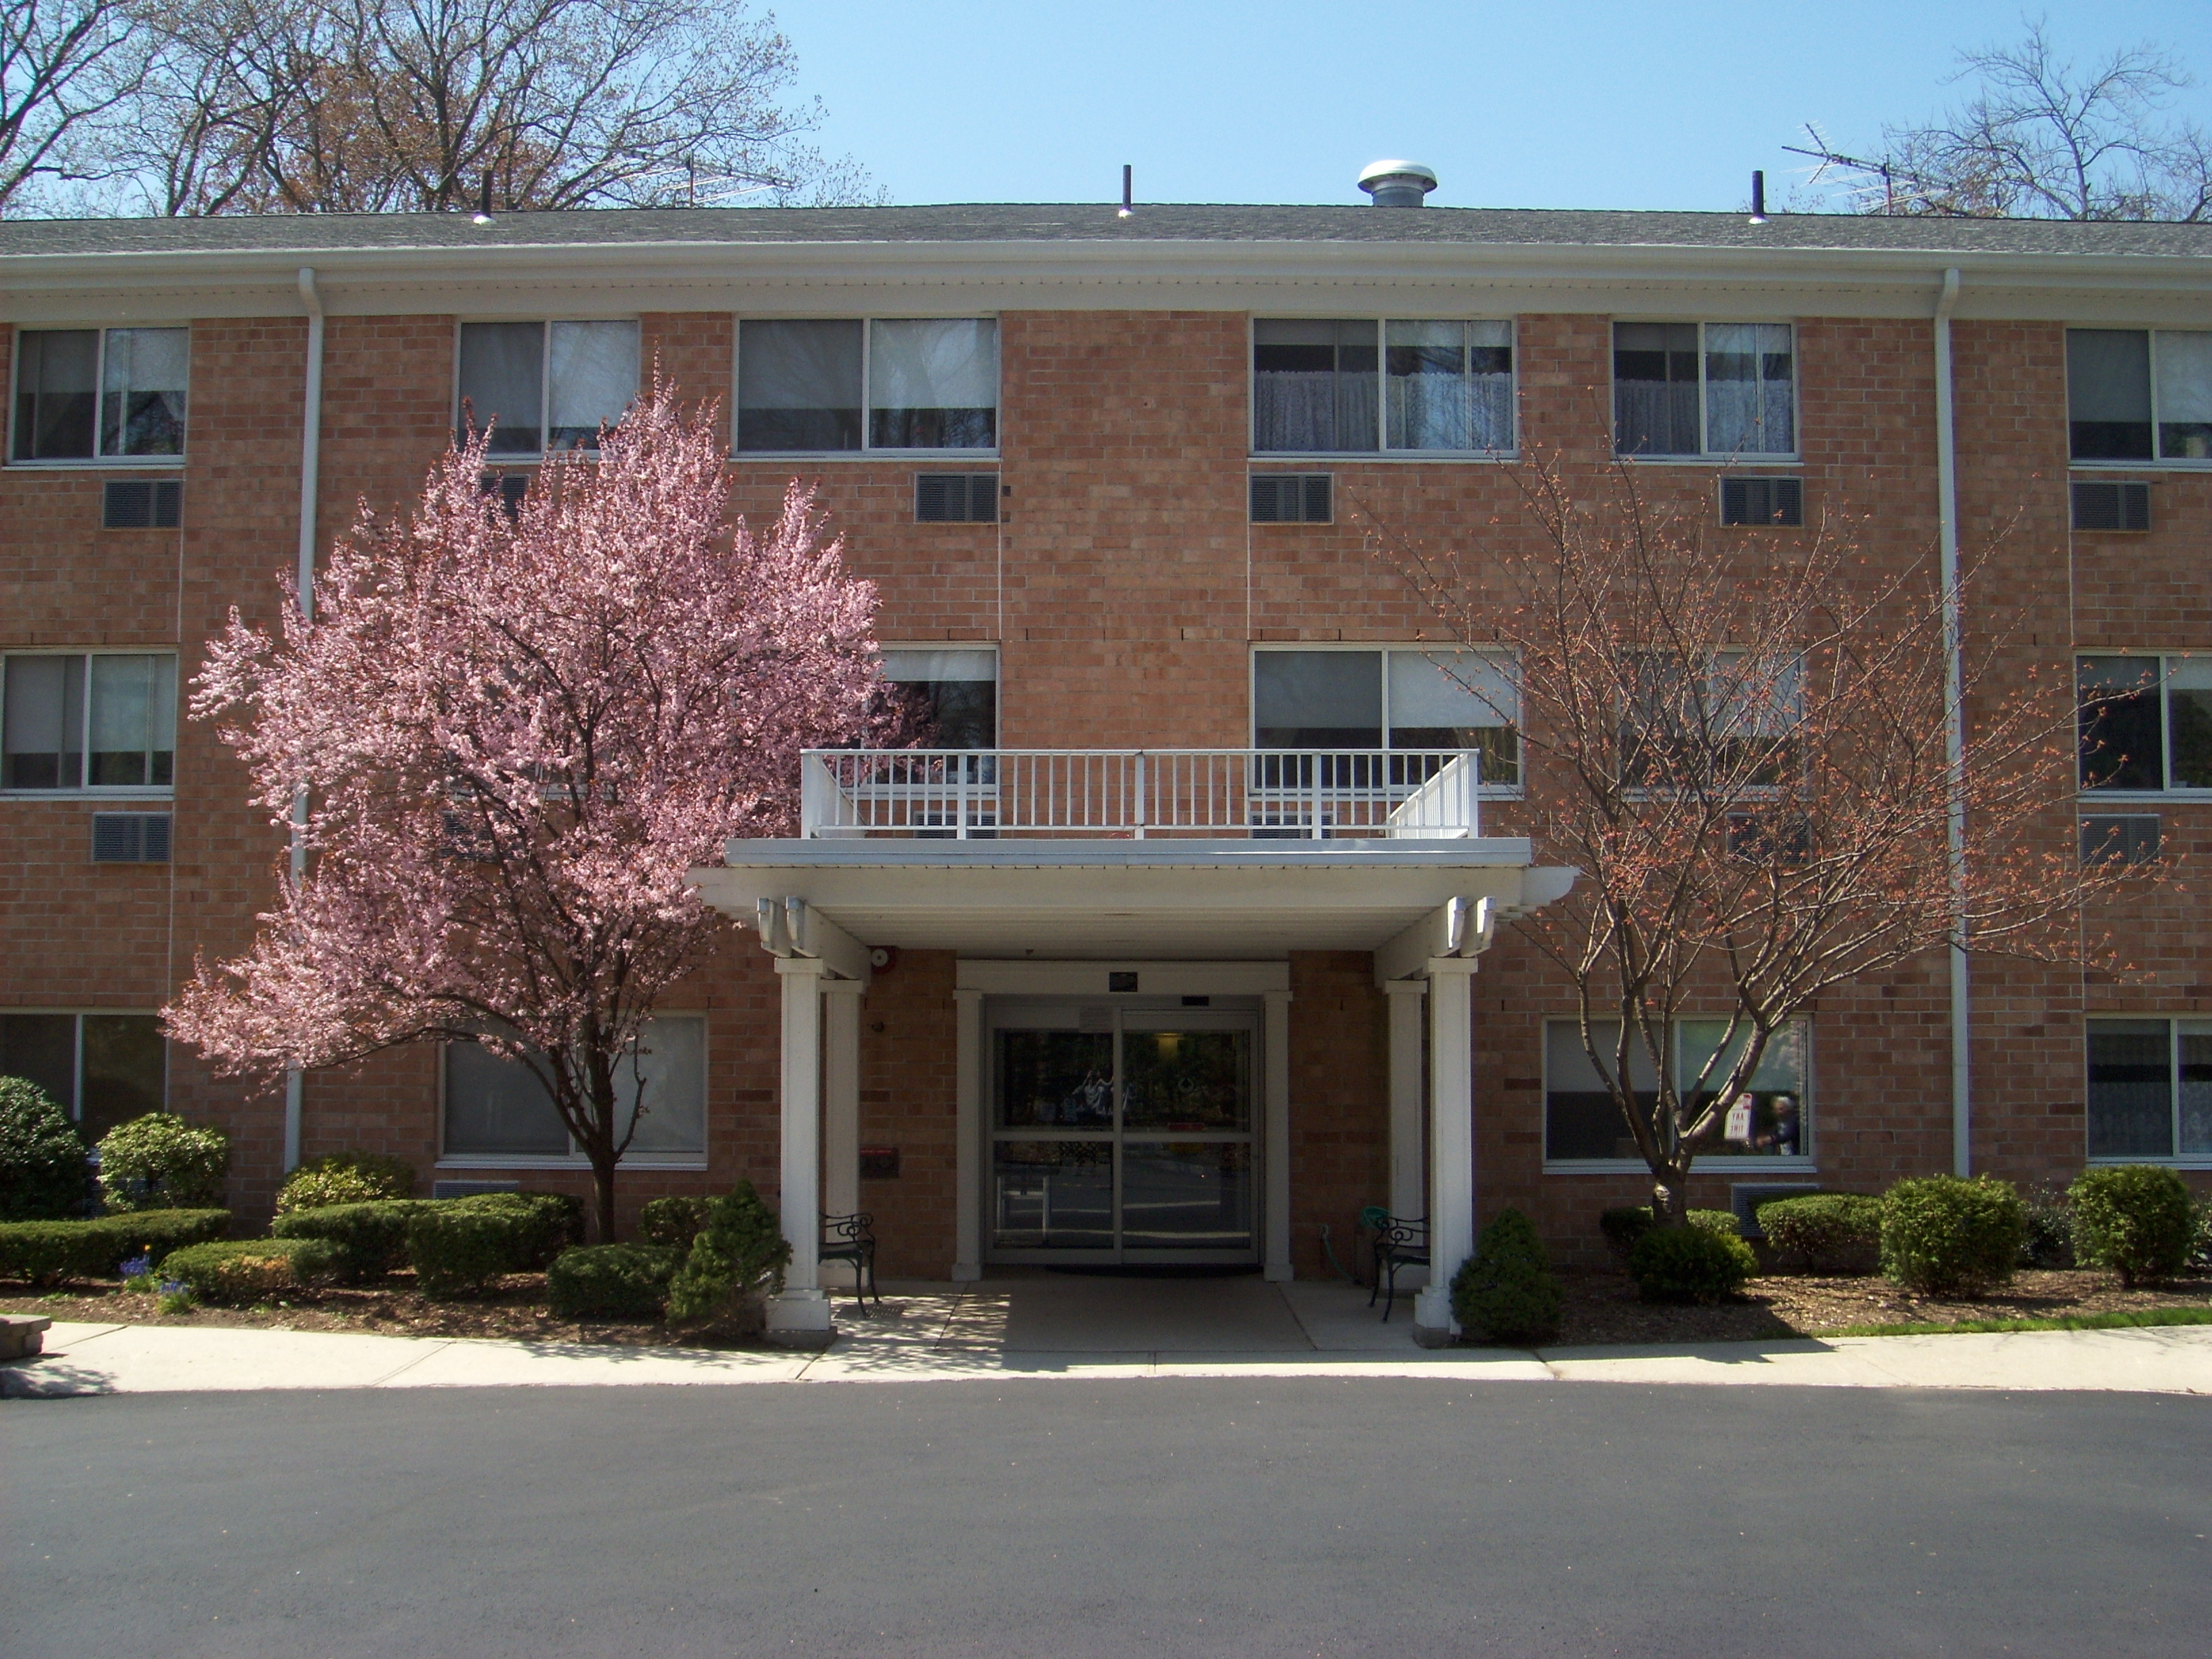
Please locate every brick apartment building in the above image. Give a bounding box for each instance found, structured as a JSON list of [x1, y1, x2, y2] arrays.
[[3, 178, 2209, 1339]]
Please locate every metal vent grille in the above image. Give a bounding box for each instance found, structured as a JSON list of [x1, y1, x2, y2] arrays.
[[2071, 480, 2150, 532], [478, 472, 529, 519], [91, 813, 171, 863], [914, 473, 999, 523], [2081, 813, 2160, 866], [1719, 476, 1803, 526], [102, 479, 182, 529], [1250, 473, 1332, 523]]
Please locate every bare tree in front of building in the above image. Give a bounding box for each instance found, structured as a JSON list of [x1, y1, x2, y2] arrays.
[[1368, 464, 2150, 1226], [165, 383, 888, 1242]]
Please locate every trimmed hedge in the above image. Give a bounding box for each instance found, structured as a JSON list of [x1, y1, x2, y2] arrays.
[[157, 1237, 342, 1303], [0, 1210, 231, 1288], [548, 1244, 684, 1319], [274, 1151, 416, 1213], [268, 1191, 579, 1288], [666, 1183, 790, 1328], [1757, 1193, 1883, 1272], [0, 1076, 94, 1221], [1629, 1224, 1758, 1303], [1881, 1174, 2025, 1296], [638, 1195, 717, 1250], [450, 1191, 583, 1268], [1602, 1204, 1741, 1258], [2069, 1165, 2198, 1288], [1451, 1208, 1562, 1344], [407, 1207, 534, 1297], [270, 1200, 429, 1281], [96, 1112, 230, 1212]]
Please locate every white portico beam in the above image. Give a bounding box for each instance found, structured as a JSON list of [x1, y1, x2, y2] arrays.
[[1383, 980, 1427, 1227], [1412, 957, 1477, 1345]]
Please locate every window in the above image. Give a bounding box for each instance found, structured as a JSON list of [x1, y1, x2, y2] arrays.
[[1252, 647, 1519, 789], [735, 319, 998, 453], [12, 327, 188, 462], [1251, 319, 1514, 455], [914, 473, 999, 523], [2087, 1019, 2212, 1161], [1719, 476, 1803, 527], [2066, 329, 2212, 462], [441, 1015, 706, 1161], [1620, 650, 1801, 790], [1250, 473, 1332, 523], [2, 653, 177, 792], [1545, 1018, 1808, 1164], [2077, 655, 2212, 792], [457, 321, 640, 457], [0, 1012, 165, 1140], [882, 647, 998, 749], [1614, 323, 1795, 457]]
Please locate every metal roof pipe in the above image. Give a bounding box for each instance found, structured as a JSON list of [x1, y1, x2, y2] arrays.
[[283, 266, 325, 1174], [1357, 159, 1437, 206], [1933, 266, 1971, 1176]]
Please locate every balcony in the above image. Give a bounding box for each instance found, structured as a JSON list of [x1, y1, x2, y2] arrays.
[[799, 749, 1480, 840]]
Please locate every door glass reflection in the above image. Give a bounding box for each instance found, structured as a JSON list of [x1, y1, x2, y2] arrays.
[[1121, 1029, 1251, 1132], [992, 1140, 1114, 1250], [1121, 1142, 1252, 1251], [996, 1030, 1115, 1128]]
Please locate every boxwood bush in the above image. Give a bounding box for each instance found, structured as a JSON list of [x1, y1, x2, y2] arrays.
[[1880, 1174, 2025, 1296], [548, 1243, 684, 1319], [638, 1195, 717, 1250], [1628, 1224, 1758, 1303], [666, 1183, 790, 1327], [1757, 1193, 1883, 1273], [2068, 1165, 2198, 1288], [157, 1237, 342, 1303], [96, 1112, 230, 1212], [0, 1077, 94, 1221], [1602, 1204, 1740, 1259], [1451, 1208, 1562, 1344], [274, 1152, 417, 1213], [405, 1206, 539, 1297], [448, 1191, 583, 1267], [0, 1210, 230, 1288], [270, 1200, 429, 1281]]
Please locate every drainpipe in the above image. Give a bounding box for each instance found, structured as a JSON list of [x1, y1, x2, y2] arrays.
[[1933, 267, 1971, 1176], [283, 267, 325, 1172]]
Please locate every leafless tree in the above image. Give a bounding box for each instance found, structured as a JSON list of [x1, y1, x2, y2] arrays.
[[79, 0, 879, 215], [1792, 20, 2212, 220], [0, 0, 152, 213]]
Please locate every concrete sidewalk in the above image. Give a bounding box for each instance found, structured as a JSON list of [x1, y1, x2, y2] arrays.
[[7, 1278, 2211, 1395]]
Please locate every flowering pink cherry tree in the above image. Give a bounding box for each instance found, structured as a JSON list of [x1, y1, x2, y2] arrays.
[[167, 381, 885, 1240]]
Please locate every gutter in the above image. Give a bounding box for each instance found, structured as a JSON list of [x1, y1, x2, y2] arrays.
[[1933, 266, 1971, 1176], [282, 266, 323, 1174]]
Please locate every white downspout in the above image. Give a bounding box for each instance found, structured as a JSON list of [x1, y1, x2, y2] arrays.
[[283, 267, 325, 1173], [1933, 266, 1971, 1176]]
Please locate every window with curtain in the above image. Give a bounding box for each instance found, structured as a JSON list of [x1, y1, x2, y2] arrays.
[[457, 321, 639, 456], [1545, 1018, 1808, 1163], [2, 653, 176, 791], [442, 1015, 708, 1160], [1252, 647, 1519, 787], [12, 328, 188, 461], [2087, 1018, 2212, 1160], [736, 319, 998, 453], [2078, 655, 2212, 792], [2067, 329, 2212, 462], [869, 319, 998, 448], [1253, 319, 1515, 454], [1614, 321, 1795, 457]]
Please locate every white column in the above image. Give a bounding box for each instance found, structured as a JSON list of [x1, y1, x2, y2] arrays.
[[820, 979, 864, 1286], [1263, 987, 1293, 1282], [1384, 980, 1427, 1226], [1413, 959, 1476, 1341], [953, 987, 984, 1282], [767, 958, 834, 1342]]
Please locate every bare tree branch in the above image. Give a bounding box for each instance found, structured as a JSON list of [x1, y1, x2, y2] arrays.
[[0, 0, 151, 213]]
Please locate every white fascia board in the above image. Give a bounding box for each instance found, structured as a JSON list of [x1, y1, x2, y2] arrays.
[[711, 836, 1536, 872], [956, 960, 1290, 996]]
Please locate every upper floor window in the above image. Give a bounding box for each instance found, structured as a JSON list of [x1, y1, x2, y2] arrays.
[[1, 652, 177, 792], [12, 327, 188, 462], [1252, 319, 1514, 455], [1251, 647, 1519, 789], [735, 319, 998, 453], [2078, 654, 2212, 792], [882, 647, 998, 748], [2067, 329, 2212, 462], [1614, 323, 1795, 458], [458, 320, 640, 457]]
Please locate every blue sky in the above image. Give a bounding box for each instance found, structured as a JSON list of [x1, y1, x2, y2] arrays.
[[781, 1, 2212, 211]]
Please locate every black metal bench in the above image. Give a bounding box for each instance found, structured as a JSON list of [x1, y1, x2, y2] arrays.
[[1358, 1206, 1429, 1323], [819, 1211, 880, 1307]]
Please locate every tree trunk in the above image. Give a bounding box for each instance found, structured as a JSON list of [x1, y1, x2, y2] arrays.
[[1652, 1172, 1690, 1227], [588, 1155, 618, 1244]]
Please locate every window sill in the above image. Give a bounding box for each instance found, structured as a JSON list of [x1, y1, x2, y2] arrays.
[[731, 449, 1000, 463], [2087, 1155, 2212, 1168], [1543, 1158, 1818, 1175], [1248, 451, 1519, 465], [2070, 459, 2212, 472], [2078, 791, 2212, 804], [1613, 455, 1802, 468], [5, 457, 186, 471], [0, 788, 175, 801], [436, 1155, 708, 1171]]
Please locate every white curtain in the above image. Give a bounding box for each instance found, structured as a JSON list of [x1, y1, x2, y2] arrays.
[[100, 327, 189, 456], [548, 321, 640, 450], [1704, 323, 1794, 455], [1387, 649, 1515, 731], [2156, 330, 2212, 459]]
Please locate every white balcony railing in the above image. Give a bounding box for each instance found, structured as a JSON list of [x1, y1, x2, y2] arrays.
[[799, 749, 1479, 840]]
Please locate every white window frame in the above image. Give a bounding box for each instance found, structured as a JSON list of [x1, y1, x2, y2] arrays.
[[731, 316, 1002, 459], [0, 1008, 168, 1126], [2076, 652, 2212, 799], [1540, 1015, 1817, 1173], [7, 325, 190, 468], [1247, 316, 1519, 460], [1610, 319, 1802, 464], [434, 1014, 710, 1170], [2066, 327, 2212, 471], [0, 649, 179, 798], [451, 317, 641, 462], [1248, 642, 1523, 796], [2085, 1016, 2212, 1167]]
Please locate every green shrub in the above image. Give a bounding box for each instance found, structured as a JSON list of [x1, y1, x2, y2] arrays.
[[0, 1210, 231, 1288], [1451, 1208, 1562, 1344], [157, 1237, 342, 1303], [405, 1206, 537, 1298], [548, 1244, 683, 1319], [1629, 1223, 1758, 1303], [638, 1195, 718, 1250], [1602, 1204, 1738, 1259], [2020, 1187, 2076, 1269], [446, 1191, 583, 1267], [665, 1183, 791, 1328], [2192, 1202, 2212, 1273], [270, 1200, 428, 1281], [1757, 1193, 1883, 1272], [274, 1152, 416, 1213], [0, 1076, 94, 1221], [96, 1112, 230, 1211], [2069, 1166, 2198, 1288], [1881, 1174, 2026, 1296]]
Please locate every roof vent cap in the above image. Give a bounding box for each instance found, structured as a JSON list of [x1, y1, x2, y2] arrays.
[[1357, 159, 1437, 207]]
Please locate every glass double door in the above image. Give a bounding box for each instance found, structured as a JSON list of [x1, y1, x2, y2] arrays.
[[988, 1003, 1258, 1263]]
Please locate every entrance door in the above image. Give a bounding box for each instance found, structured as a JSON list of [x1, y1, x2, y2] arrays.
[[987, 1003, 1259, 1264]]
